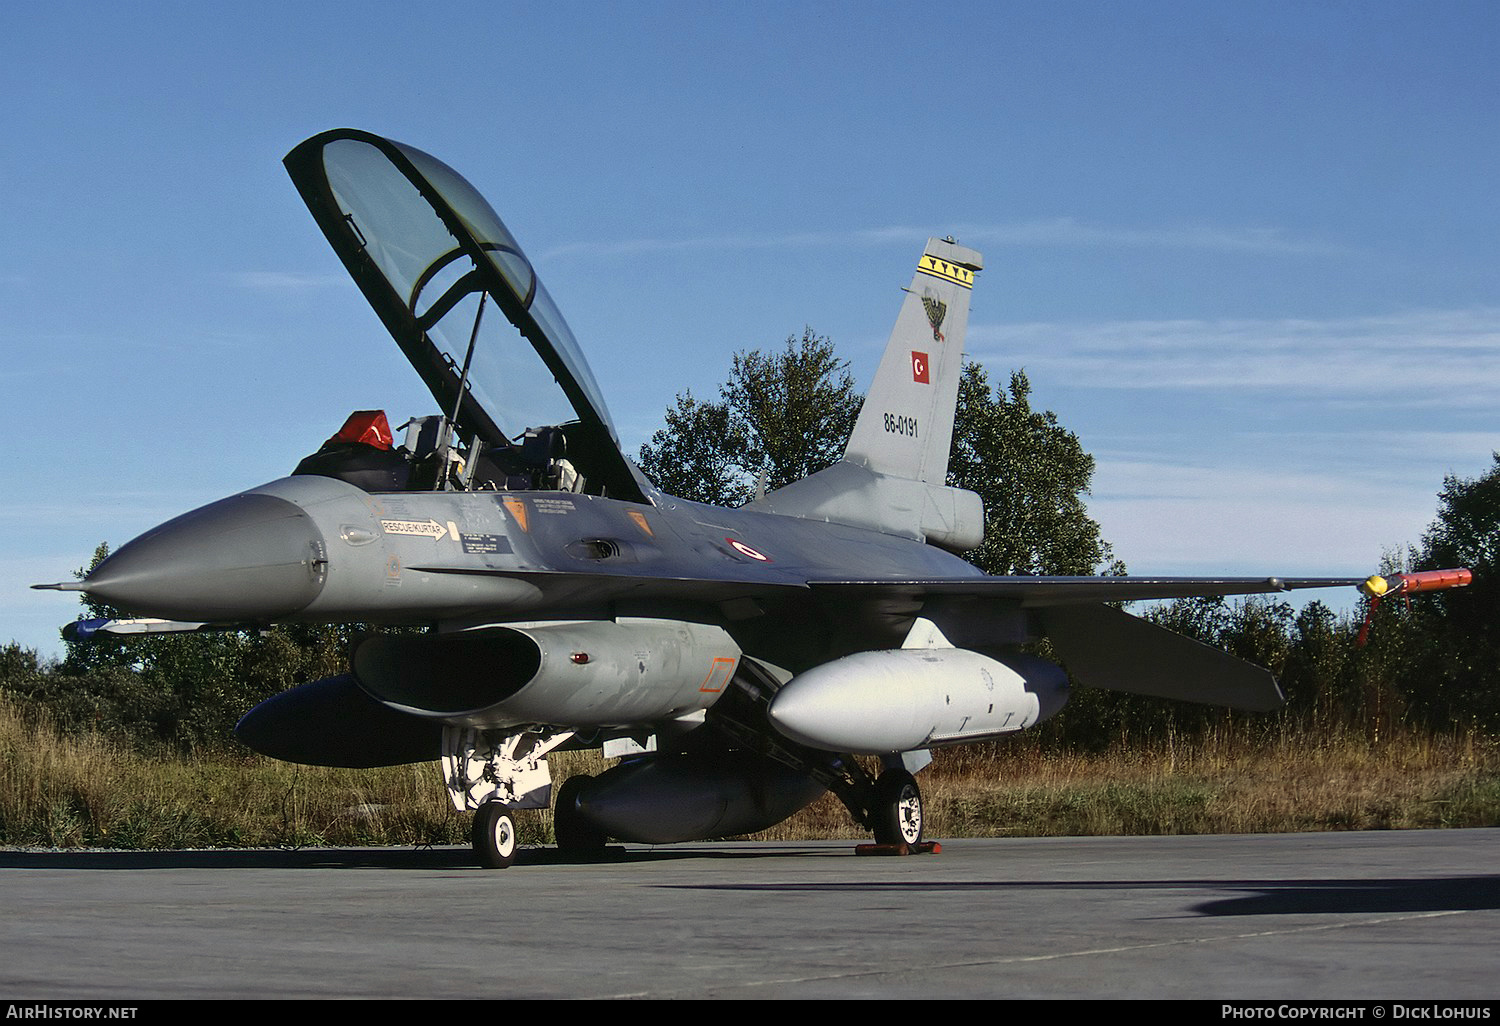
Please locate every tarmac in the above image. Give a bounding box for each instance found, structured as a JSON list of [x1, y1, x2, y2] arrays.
[[2, 829, 1497, 999]]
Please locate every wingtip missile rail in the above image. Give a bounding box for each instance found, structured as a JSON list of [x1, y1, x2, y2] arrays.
[[1356, 567, 1472, 647], [1360, 567, 1473, 598]]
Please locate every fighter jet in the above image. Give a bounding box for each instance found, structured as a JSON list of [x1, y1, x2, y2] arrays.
[[37, 129, 1471, 867]]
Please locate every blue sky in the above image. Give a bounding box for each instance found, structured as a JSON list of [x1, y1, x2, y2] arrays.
[[5, 2, 1497, 657]]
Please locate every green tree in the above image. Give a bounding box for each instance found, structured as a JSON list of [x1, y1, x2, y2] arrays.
[[638, 328, 861, 505], [0, 643, 46, 693], [1221, 597, 1293, 683], [1281, 600, 1354, 726], [949, 365, 1120, 576], [1397, 454, 1500, 727], [633, 393, 746, 506], [722, 330, 862, 491], [639, 337, 1119, 582], [1347, 551, 1424, 739], [61, 543, 134, 676]]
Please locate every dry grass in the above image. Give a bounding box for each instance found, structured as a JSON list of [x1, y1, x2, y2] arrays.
[[754, 728, 1500, 840], [3, 694, 1496, 850], [0, 699, 468, 848]]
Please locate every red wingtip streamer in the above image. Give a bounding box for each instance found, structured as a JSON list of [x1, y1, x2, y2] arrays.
[[1386, 568, 1473, 595]]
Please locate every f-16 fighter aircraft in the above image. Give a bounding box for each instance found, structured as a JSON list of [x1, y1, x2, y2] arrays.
[[38, 130, 1472, 867]]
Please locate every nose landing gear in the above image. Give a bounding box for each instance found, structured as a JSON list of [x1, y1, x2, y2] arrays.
[[472, 801, 519, 869]]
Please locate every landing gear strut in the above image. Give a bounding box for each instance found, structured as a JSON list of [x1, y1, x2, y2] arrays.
[[441, 726, 575, 869], [701, 663, 937, 854]]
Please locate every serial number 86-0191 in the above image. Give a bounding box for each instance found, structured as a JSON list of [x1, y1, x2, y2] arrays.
[[883, 413, 918, 437]]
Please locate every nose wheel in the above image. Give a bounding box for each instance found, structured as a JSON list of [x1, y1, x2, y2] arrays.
[[473, 801, 519, 869]]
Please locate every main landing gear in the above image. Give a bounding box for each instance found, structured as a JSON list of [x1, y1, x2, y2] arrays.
[[795, 751, 935, 854], [870, 768, 925, 848], [701, 666, 937, 856]]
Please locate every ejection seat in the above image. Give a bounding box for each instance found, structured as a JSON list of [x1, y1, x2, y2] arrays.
[[292, 410, 412, 492]]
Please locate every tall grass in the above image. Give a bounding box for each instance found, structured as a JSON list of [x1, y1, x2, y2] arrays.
[[0, 698, 469, 848], [2, 694, 1496, 850], [755, 727, 1500, 840]]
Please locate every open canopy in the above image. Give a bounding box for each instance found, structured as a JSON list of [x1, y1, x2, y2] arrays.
[[284, 129, 644, 501]]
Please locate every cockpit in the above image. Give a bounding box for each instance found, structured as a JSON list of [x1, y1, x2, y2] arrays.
[[283, 129, 648, 502], [293, 409, 592, 495]]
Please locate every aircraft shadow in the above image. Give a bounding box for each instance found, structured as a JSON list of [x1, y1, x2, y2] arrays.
[[6, 846, 1497, 917], [0, 847, 477, 871], [1187, 877, 1500, 916], [0, 842, 833, 872], [654, 876, 1500, 917]]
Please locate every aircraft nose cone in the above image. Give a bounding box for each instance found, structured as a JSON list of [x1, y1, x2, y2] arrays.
[[83, 492, 326, 621]]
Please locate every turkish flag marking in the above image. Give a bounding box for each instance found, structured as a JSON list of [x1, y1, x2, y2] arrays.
[[911, 351, 930, 384]]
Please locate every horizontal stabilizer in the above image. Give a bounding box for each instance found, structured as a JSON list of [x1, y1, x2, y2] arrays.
[[746, 461, 984, 553], [1036, 602, 1284, 711]]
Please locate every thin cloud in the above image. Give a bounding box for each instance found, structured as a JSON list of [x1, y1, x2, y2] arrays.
[[969, 308, 1500, 403], [226, 271, 345, 289], [538, 228, 924, 262], [969, 312, 1500, 584], [538, 219, 1338, 262], [1088, 459, 1435, 577], [956, 218, 1348, 256], [1094, 458, 1396, 504]]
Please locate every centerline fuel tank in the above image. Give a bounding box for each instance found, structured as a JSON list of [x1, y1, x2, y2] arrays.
[[767, 648, 1068, 754]]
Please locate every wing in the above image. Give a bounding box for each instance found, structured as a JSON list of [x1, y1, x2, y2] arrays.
[[806, 574, 1364, 606], [805, 574, 1364, 712], [804, 569, 1467, 711]]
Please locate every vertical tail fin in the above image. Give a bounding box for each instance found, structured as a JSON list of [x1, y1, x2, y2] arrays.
[[843, 237, 983, 484], [748, 238, 985, 553]]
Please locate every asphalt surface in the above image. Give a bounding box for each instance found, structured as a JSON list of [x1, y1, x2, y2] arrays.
[[2, 830, 1497, 999]]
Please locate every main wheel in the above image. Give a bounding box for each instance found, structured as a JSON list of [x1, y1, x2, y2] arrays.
[[871, 769, 924, 847], [472, 801, 518, 869], [553, 774, 608, 855]]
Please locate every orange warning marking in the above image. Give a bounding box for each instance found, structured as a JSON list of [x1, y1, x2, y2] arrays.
[[698, 656, 736, 693], [627, 509, 654, 536], [503, 499, 529, 532]]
